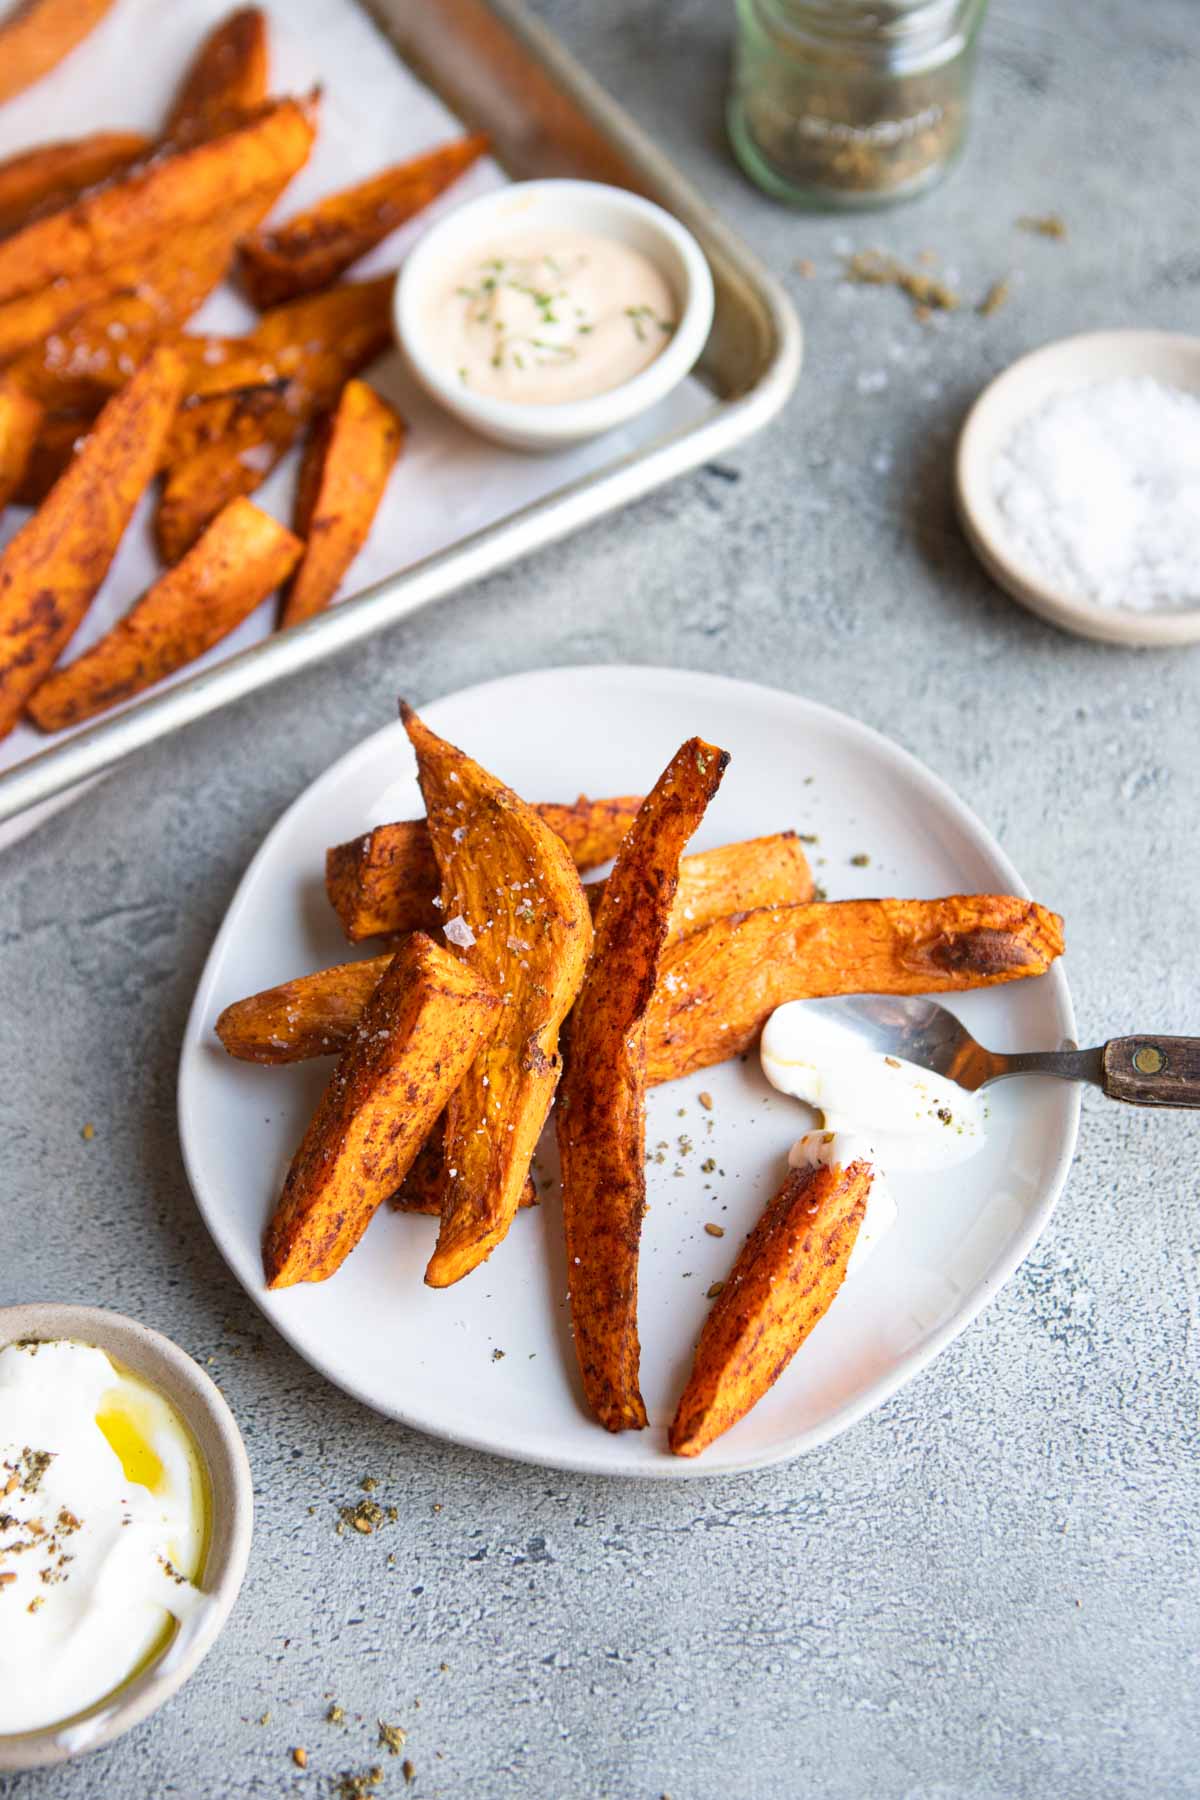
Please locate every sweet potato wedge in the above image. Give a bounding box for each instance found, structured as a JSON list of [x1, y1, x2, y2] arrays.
[[27, 497, 301, 732], [213, 889, 1062, 1072], [326, 794, 644, 942], [263, 933, 500, 1288], [238, 133, 488, 308], [403, 702, 593, 1287], [645, 894, 1066, 1083], [630, 831, 814, 945], [279, 379, 403, 627], [165, 7, 269, 139], [559, 737, 729, 1432], [0, 96, 315, 307], [0, 0, 115, 105], [9, 407, 93, 505], [669, 1157, 871, 1457], [0, 377, 42, 509], [0, 132, 149, 238], [0, 346, 183, 740], [216, 954, 387, 1064]]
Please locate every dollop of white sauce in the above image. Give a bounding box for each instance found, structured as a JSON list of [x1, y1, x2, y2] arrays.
[[0, 1340, 206, 1735], [428, 231, 677, 405], [762, 1004, 988, 1276]]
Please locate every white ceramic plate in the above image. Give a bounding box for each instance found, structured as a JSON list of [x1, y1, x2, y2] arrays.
[[956, 329, 1200, 646], [179, 667, 1078, 1478]]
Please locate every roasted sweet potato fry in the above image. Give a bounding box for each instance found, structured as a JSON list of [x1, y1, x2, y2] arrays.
[[389, 1114, 536, 1215], [156, 279, 396, 560], [0, 346, 182, 740], [0, 377, 42, 508], [0, 131, 148, 238], [27, 497, 301, 732], [403, 703, 593, 1287], [646, 894, 1066, 1083], [216, 953, 387, 1064], [263, 933, 500, 1288], [669, 1157, 871, 1457], [617, 831, 814, 945], [0, 0, 115, 105], [165, 7, 269, 139], [558, 738, 729, 1432], [279, 379, 403, 627], [0, 96, 315, 306], [238, 133, 488, 308], [326, 794, 644, 942], [213, 890, 1062, 1072]]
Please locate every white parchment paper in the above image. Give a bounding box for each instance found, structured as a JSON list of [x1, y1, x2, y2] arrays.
[[0, 0, 711, 846]]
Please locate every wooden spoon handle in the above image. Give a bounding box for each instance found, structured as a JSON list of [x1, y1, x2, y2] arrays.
[[1102, 1037, 1200, 1108]]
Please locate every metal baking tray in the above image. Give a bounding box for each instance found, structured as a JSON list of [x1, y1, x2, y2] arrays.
[[0, 0, 801, 830]]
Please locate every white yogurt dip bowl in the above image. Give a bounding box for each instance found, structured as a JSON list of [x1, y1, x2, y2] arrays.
[[395, 178, 715, 451], [0, 1303, 253, 1772]]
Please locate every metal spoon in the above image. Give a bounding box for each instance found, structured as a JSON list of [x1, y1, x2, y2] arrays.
[[797, 996, 1200, 1109]]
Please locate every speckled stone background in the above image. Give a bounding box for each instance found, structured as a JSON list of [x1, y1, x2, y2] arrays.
[[2, 1, 1199, 1796]]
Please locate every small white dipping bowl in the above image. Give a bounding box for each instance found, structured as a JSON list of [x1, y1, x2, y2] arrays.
[[0, 1303, 253, 1773], [394, 178, 715, 452], [956, 329, 1200, 647]]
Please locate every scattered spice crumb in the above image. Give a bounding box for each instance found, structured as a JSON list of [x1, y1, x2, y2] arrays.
[[811, 883, 828, 902], [292, 1747, 308, 1769], [1017, 212, 1066, 239], [258, 1710, 271, 1726], [844, 248, 960, 314], [339, 1498, 387, 1535], [697, 1091, 713, 1110], [850, 852, 871, 867], [707, 1281, 726, 1299], [701, 1157, 716, 1174], [798, 832, 819, 845], [335, 1772, 382, 1800], [80, 1122, 95, 1141], [379, 1720, 407, 1756], [977, 276, 1010, 317], [361, 1476, 377, 1493], [704, 1222, 725, 1238], [402, 1760, 416, 1785], [327, 1703, 345, 1725], [492, 1347, 506, 1362]]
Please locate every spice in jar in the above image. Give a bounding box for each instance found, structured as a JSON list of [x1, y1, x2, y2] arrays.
[[728, 0, 989, 209]]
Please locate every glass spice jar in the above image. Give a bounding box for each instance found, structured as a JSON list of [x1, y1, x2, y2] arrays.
[[728, 0, 988, 209]]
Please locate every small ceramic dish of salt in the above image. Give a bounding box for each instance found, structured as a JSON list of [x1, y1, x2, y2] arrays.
[[955, 330, 1200, 646]]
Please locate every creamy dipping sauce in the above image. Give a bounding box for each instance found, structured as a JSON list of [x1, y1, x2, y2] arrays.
[[428, 231, 677, 405], [0, 1340, 207, 1736], [762, 1005, 988, 1274]]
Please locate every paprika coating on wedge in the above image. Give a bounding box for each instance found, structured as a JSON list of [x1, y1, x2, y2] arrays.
[[670, 1158, 871, 1457], [326, 794, 644, 942], [28, 498, 302, 732], [402, 702, 593, 1288], [646, 894, 1065, 1083], [558, 736, 729, 1433], [263, 933, 500, 1288], [279, 379, 404, 628], [0, 345, 184, 741], [389, 1114, 536, 1215], [238, 133, 488, 307], [165, 7, 270, 140]]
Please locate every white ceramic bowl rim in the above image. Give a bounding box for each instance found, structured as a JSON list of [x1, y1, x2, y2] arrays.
[[955, 327, 1200, 648], [395, 177, 715, 435], [0, 1303, 253, 1772]]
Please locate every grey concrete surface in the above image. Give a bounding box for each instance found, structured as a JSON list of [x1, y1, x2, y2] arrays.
[[2, 1, 1199, 1795]]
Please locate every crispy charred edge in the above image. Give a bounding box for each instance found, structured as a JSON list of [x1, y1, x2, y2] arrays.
[[668, 1159, 869, 1458], [909, 906, 1065, 978]]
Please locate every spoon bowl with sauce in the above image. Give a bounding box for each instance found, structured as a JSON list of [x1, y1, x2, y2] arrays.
[[0, 1303, 252, 1772], [395, 179, 715, 451]]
